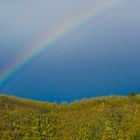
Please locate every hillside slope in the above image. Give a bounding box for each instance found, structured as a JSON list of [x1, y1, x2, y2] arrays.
[[0, 94, 140, 140]]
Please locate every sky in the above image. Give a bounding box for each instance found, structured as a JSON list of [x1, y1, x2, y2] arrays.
[[0, 0, 140, 103]]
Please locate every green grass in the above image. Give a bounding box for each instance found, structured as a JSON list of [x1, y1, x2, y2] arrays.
[[0, 94, 140, 140]]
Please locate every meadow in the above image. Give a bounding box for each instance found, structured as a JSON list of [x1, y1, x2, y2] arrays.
[[0, 93, 140, 140]]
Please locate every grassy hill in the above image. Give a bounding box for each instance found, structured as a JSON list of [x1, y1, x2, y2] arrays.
[[0, 94, 140, 140]]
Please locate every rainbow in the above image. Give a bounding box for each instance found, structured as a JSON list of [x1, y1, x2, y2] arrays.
[[0, 0, 123, 88]]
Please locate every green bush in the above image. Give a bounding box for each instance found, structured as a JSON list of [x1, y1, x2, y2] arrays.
[[0, 94, 140, 140]]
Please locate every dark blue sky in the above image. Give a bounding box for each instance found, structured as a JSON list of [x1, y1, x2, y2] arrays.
[[0, 0, 140, 103]]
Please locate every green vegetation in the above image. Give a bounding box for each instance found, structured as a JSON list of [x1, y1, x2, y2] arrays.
[[0, 94, 140, 140], [129, 90, 136, 97]]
